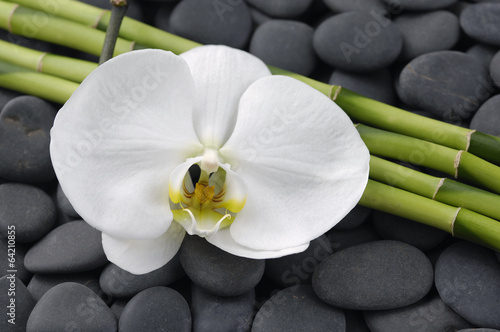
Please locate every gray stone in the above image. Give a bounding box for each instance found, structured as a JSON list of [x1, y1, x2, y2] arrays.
[[344, 309, 370, 332], [490, 50, 500, 88], [466, 44, 498, 70], [179, 235, 265, 296], [0, 183, 56, 243], [99, 253, 185, 298], [313, 11, 402, 72], [312, 240, 433, 310], [470, 94, 500, 137], [372, 211, 449, 251], [191, 283, 255, 332], [0, 96, 56, 184], [364, 295, 473, 331], [170, 0, 252, 49], [24, 220, 108, 274], [250, 20, 316, 76], [27, 282, 117, 332], [323, 0, 387, 13], [0, 276, 35, 332], [435, 241, 500, 329], [245, 0, 313, 18], [252, 285, 345, 332], [110, 298, 128, 320], [119, 286, 191, 332], [264, 235, 332, 287], [460, 3, 500, 46], [328, 68, 396, 105], [457, 329, 500, 332], [0, 87, 21, 111], [394, 11, 459, 61], [381, 0, 458, 11], [55, 184, 79, 219], [398, 51, 493, 121], [326, 220, 382, 252], [0, 237, 31, 284], [334, 205, 372, 231]]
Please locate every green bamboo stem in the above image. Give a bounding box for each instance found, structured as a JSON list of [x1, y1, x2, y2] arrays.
[[369, 156, 500, 221], [0, 59, 77, 104], [0, 39, 97, 82], [360, 180, 500, 252], [0, 1, 135, 57]]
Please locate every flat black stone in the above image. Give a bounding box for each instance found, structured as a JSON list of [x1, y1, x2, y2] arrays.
[[250, 20, 316, 76], [326, 220, 382, 252], [0, 96, 56, 184], [313, 11, 402, 72], [466, 44, 498, 70], [55, 184, 80, 219], [119, 286, 191, 332], [364, 294, 473, 331], [398, 51, 492, 121], [191, 283, 255, 332], [0, 276, 36, 332], [394, 11, 459, 61], [264, 235, 332, 287], [312, 240, 433, 310], [490, 50, 500, 89], [99, 253, 185, 298], [372, 210, 449, 251], [0, 237, 31, 284], [179, 235, 265, 297], [245, 0, 313, 18], [0, 183, 56, 243], [27, 271, 105, 302], [169, 0, 252, 49], [252, 285, 345, 332], [435, 241, 500, 329], [333, 205, 372, 231], [460, 3, 500, 47], [323, 0, 386, 13], [470, 94, 500, 137], [24, 220, 108, 274], [26, 282, 117, 332], [381, 0, 457, 11]]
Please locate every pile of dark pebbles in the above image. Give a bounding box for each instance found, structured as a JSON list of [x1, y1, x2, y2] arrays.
[[1, 0, 500, 331]]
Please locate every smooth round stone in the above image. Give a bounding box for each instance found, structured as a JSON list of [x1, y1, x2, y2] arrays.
[[153, 2, 177, 33], [169, 0, 252, 49], [0, 236, 31, 284], [491, 50, 500, 88], [249, 7, 272, 26], [245, 0, 313, 18], [99, 253, 185, 298], [252, 285, 345, 332], [398, 51, 492, 121], [334, 205, 372, 230], [460, 3, 500, 47], [326, 220, 382, 252], [328, 68, 396, 104], [372, 211, 449, 251], [119, 286, 191, 332], [179, 235, 265, 297], [435, 241, 500, 329], [394, 11, 459, 61], [0, 86, 21, 110], [470, 94, 500, 136], [110, 298, 128, 320], [264, 235, 333, 287], [250, 20, 316, 76], [381, 0, 457, 11], [27, 272, 104, 302], [0, 96, 56, 184], [323, 0, 386, 13], [364, 295, 473, 331], [0, 183, 56, 243], [313, 11, 402, 72], [27, 282, 117, 332], [191, 283, 255, 332], [466, 44, 499, 69], [0, 276, 36, 332], [24, 220, 108, 274], [312, 240, 433, 310], [55, 184, 79, 219], [458, 330, 500, 332], [344, 310, 370, 332]]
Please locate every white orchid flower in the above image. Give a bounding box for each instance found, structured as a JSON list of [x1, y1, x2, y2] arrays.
[[50, 45, 369, 275]]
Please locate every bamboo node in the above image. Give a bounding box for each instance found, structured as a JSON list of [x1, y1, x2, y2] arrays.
[[92, 9, 109, 29], [329, 85, 342, 101], [129, 41, 136, 52], [465, 129, 476, 152], [454, 150, 463, 178], [432, 178, 445, 200], [36, 53, 47, 73], [451, 207, 461, 236], [7, 4, 20, 33]]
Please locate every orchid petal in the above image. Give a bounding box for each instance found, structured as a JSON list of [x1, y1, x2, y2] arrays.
[[220, 75, 370, 251], [169, 157, 202, 204], [50, 49, 203, 240], [102, 222, 185, 275], [206, 228, 310, 259], [180, 45, 271, 148], [216, 163, 247, 213]]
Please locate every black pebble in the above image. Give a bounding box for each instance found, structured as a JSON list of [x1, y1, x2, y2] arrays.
[[0, 276, 36, 332]]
